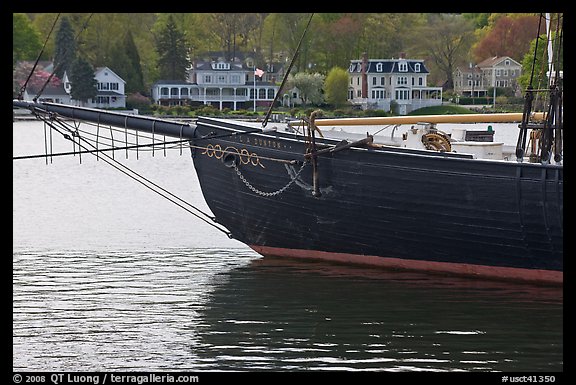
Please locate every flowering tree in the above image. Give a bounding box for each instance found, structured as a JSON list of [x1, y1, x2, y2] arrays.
[[13, 62, 62, 98]]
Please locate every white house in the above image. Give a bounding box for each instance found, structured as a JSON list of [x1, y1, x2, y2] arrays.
[[348, 52, 443, 115], [22, 84, 71, 105], [21, 65, 127, 109], [63, 66, 127, 108], [151, 52, 282, 111]]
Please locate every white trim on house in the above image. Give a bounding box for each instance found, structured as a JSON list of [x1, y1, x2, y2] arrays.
[[83, 66, 126, 108], [151, 54, 283, 111], [348, 54, 442, 114], [23, 65, 127, 109]]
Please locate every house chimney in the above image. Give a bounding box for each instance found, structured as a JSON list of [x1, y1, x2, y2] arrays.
[[399, 52, 406, 59], [361, 52, 368, 99]]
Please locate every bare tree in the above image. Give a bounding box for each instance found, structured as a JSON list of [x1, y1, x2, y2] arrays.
[[411, 14, 475, 90]]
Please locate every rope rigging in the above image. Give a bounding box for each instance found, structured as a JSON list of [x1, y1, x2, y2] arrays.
[[23, 113, 233, 238], [13, 116, 299, 166], [515, 12, 563, 164], [14, 108, 310, 234], [17, 13, 61, 100]]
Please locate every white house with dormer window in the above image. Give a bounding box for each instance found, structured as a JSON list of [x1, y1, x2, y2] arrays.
[[348, 52, 443, 115], [63, 66, 126, 108]]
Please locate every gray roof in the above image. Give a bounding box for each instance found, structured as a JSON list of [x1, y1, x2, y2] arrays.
[[25, 84, 68, 96], [349, 59, 430, 74], [152, 80, 194, 86], [194, 61, 245, 71]]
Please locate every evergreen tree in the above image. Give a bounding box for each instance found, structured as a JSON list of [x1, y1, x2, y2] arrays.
[[109, 29, 146, 94], [53, 16, 77, 79], [155, 15, 189, 81], [108, 43, 132, 91], [124, 30, 145, 93], [70, 57, 97, 106]]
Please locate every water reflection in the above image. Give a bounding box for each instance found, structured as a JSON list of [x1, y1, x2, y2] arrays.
[[13, 249, 562, 372], [193, 257, 562, 371]]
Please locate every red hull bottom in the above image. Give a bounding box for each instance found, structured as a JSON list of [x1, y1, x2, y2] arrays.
[[249, 245, 563, 286]]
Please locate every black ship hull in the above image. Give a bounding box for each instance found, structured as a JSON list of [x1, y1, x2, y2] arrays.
[[192, 117, 562, 284], [12, 102, 563, 285]]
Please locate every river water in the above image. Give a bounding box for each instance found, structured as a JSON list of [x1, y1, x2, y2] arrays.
[[13, 119, 563, 374]]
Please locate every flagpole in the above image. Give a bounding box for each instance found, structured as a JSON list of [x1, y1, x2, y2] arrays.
[[253, 66, 256, 112]]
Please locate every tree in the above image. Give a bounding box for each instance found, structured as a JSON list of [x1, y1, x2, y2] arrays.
[[212, 13, 262, 59], [69, 57, 97, 106], [324, 67, 349, 107], [13, 62, 61, 99], [472, 14, 539, 63], [155, 15, 189, 81], [361, 14, 426, 60], [518, 30, 563, 93], [286, 72, 325, 106], [123, 30, 145, 94], [411, 14, 475, 90], [53, 16, 77, 79], [20, 12, 547, 98], [462, 13, 492, 29], [13, 13, 42, 66], [109, 30, 145, 94], [274, 13, 317, 73], [315, 14, 364, 72]]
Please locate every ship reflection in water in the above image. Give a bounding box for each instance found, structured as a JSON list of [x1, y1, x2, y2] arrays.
[[12, 248, 562, 372], [191, 255, 562, 372]]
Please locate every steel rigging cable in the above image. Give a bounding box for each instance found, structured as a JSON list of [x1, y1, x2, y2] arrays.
[[26, 114, 234, 239]]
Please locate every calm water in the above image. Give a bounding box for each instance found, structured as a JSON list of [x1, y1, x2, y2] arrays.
[[13, 119, 563, 372]]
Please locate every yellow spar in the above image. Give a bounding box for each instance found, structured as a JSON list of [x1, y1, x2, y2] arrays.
[[312, 112, 547, 126]]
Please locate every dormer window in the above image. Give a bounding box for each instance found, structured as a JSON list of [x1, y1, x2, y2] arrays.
[[212, 62, 230, 70], [398, 61, 408, 72], [376, 63, 383, 72], [414, 63, 421, 72]]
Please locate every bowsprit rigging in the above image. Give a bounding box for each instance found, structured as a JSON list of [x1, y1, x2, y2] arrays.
[[13, 107, 232, 238]]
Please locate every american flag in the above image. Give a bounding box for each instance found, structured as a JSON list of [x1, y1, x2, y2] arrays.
[[254, 68, 265, 77]]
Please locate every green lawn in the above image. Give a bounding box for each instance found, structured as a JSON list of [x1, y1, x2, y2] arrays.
[[407, 105, 475, 115]]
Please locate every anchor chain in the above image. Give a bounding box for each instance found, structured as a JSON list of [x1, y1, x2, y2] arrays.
[[234, 161, 307, 197]]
